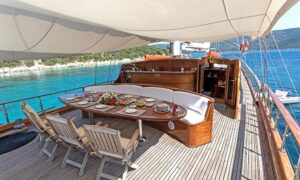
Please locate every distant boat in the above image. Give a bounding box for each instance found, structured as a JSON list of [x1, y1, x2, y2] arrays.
[[182, 42, 210, 52], [275, 90, 300, 104]]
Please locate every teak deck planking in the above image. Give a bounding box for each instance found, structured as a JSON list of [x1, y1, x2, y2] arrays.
[[0, 74, 274, 180]]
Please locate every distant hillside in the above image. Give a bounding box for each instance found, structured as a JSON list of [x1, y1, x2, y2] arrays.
[[0, 45, 170, 68], [211, 28, 300, 51]]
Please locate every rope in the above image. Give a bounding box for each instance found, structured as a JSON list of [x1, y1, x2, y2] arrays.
[[217, 41, 237, 51], [265, 49, 284, 90], [267, 33, 298, 120], [271, 33, 299, 97], [265, 53, 279, 90], [258, 38, 265, 83], [261, 39, 280, 90], [249, 38, 262, 79]]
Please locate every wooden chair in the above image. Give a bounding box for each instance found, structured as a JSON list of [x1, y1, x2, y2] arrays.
[[21, 102, 46, 143], [83, 124, 139, 180], [21, 102, 60, 163], [46, 114, 91, 176]]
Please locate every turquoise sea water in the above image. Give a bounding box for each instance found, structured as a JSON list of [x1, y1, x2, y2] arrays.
[[0, 63, 122, 125], [0, 50, 299, 167]]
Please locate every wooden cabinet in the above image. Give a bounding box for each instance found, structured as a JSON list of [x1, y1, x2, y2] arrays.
[[129, 70, 197, 91]]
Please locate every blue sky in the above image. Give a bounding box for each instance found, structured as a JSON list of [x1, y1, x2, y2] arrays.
[[273, 1, 300, 30]]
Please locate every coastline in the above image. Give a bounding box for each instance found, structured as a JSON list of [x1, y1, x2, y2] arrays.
[[0, 58, 141, 75]]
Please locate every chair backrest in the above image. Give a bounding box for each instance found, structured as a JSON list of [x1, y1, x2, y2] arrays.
[[21, 102, 44, 133], [142, 87, 173, 102], [83, 125, 124, 158], [21, 102, 48, 131], [173, 91, 209, 116], [46, 115, 80, 146], [85, 85, 115, 93], [114, 85, 143, 96]]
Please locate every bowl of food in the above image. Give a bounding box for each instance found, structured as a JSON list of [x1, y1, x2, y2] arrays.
[[154, 103, 170, 113], [119, 98, 129, 106], [136, 100, 145, 107]]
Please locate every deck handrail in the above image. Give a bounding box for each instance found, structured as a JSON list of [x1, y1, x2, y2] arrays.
[[241, 60, 300, 179], [0, 80, 115, 106], [242, 61, 262, 88], [264, 84, 300, 146], [0, 80, 115, 124], [242, 60, 300, 145]]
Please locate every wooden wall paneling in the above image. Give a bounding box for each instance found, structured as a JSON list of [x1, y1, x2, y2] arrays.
[[234, 60, 241, 119], [144, 100, 214, 147], [130, 71, 196, 91]]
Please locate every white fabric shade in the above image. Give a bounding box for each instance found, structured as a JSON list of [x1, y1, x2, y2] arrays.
[[0, 0, 298, 60]]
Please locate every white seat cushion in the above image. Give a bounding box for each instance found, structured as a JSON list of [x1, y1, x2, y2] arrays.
[[85, 85, 115, 93], [114, 85, 143, 96], [142, 87, 173, 102], [173, 91, 209, 116], [181, 109, 205, 125]]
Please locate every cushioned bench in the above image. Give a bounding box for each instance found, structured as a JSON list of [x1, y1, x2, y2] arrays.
[[84, 84, 214, 147], [173, 91, 209, 125], [142, 87, 173, 103], [113, 84, 143, 96], [85, 85, 115, 93]]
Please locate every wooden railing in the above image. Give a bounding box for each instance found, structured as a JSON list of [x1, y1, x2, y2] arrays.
[[264, 84, 300, 146], [241, 60, 300, 180]]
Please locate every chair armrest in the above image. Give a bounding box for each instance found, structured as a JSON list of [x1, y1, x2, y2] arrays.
[[42, 126, 51, 132], [95, 121, 109, 127], [96, 121, 103, 126], [48, 112, 60, 116], [125, 129, 139, 151], [68, 116, 78, 122]]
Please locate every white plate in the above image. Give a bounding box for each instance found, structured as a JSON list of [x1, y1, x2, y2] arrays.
[[146, 102, 154, 107], [145, 98, 155, 102], [96, 104, 106, 109], [125, 108, 137, 114], [124, 95, 133, 98], [65, 97, 75, 101], [78, 101, 88, 105], [129, 104, 137, 108]]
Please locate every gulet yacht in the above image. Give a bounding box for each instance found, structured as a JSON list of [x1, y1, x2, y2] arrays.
[[0, 1, 299, 180]]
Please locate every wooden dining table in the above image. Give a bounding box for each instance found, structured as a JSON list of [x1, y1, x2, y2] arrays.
[[59, 92, 187, 141]]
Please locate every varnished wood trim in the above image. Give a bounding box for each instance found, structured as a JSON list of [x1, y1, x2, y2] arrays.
[[243, 70, 295, 180], [0, 119, 31, 132], [264, 84, 300, 146], [257, 100, 294, 180], [234, 60, 241, 119]]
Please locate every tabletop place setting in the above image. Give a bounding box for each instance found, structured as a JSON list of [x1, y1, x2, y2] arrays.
[[60, 91, 185, 118]]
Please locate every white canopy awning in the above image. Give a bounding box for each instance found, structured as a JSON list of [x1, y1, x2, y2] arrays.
[[0, 0, 298, 60]]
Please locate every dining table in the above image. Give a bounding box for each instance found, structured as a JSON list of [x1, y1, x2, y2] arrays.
[[59, 92, 187, 142]]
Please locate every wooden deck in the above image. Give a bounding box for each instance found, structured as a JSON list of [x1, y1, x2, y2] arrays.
[[0, 75, 274, 180]]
